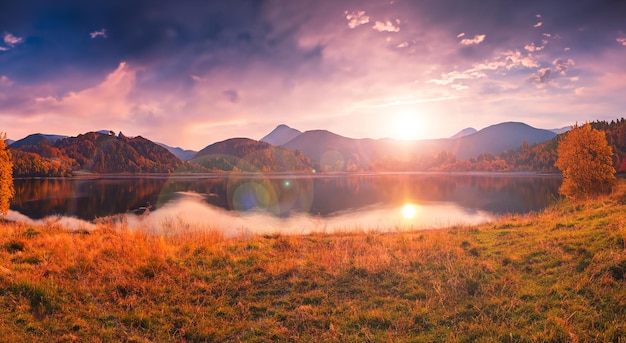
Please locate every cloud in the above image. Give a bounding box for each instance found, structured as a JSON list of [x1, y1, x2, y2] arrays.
[[396, 42, 409, 48], [3, 32, 23, 46], [372, 20, 400, 33], [618, 37, 626, 46], [457, 32, 465, 38], [526, 59, 575, 86], [90, 29, 107, 39], [428, 49, 542, 89], [459, 34, 485, 46], [533, 14, 542, 28], [553, 58, 574, 74], [1, 32, 23, 50], [345, 10, 370, 29], [500, 50, 540, 69], [30, 62, 138, 123], [524, 42, 544, 52], [428, 70, 487, 86], [527, 68, 552, 84]]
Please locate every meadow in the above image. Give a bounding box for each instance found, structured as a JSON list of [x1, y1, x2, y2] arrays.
[[1, 181, 625, 342]]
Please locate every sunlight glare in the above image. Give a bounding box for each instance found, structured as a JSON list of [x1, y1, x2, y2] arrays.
[[401, 203, 418, 219], [391, 113, 420, 140]]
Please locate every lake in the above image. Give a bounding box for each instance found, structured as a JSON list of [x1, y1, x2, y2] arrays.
[[8, 173, 561, 236]]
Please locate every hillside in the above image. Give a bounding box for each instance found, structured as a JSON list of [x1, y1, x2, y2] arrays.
[[55, 132, 183, 173], [191, 137, 311, 172], [1, 181, 625, 342], [10, 132, 182, 175]]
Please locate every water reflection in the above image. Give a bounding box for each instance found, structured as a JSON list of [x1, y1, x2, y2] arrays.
[[9, 173, 561, 234]]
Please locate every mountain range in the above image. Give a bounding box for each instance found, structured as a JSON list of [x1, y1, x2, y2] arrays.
[[6, 121, 584, 175], [277, 122, 557, 171]]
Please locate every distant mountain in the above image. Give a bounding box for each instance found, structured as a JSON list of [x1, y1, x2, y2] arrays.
[[5, 139, 14, 145], [449, 127, 477, 139], [448, 122, 556, 159], [282, 130, 379, 171], [260, 124, 302, 146], [157, 143, 197, 161], [551, 126, 570, 135], [9, 133, 68, 149], [282, 122, 556, 171], [192, 137, 311, 172]]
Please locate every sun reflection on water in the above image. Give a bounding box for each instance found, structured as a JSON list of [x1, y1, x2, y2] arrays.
[[401, 203, 418, 219]]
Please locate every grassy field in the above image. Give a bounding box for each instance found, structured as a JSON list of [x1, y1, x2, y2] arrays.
[[1, 182, 626, 342]]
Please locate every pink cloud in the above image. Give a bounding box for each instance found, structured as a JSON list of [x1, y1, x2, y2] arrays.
[[533, 13, 542, 28], [372, 20, 400, 33], [344, 10, 370, 29], [90, 29, 107, 39], [3, 32, 23, 46], [459, 34, 485, 45]]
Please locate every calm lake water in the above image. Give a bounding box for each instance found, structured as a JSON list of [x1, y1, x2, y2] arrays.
[[8, 173, 561, 236]]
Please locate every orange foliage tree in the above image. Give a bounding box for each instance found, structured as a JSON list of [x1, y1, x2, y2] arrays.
[[555, 123, 615, 198], [0, 134, 15, 215]]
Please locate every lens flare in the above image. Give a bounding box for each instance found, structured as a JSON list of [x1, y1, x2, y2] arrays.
[[231, 182, 275, 212]]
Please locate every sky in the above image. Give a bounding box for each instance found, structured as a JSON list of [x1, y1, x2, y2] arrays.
[[1, 0, 625, 150]]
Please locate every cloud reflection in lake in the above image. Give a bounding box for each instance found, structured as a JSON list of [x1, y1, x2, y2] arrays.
[[126, 192, 494, 237]]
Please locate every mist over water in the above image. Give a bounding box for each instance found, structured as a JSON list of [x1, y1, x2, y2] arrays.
[[9, 173, 561, 236]]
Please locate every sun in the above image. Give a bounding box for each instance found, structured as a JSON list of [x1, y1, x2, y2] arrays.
[[401, 203, 418, 219], [391, 113, 421, 140]]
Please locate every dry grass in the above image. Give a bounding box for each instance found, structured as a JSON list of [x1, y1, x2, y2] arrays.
[[1, 181, 626, 342]]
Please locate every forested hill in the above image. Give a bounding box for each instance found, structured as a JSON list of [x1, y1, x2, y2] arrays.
[[191, 138, 312, 172], [10, 131, 183, 176], [495, 118, 626, 173]]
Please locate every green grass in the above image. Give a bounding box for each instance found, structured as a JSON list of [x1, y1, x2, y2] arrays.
[[0, 182, 625, 342]]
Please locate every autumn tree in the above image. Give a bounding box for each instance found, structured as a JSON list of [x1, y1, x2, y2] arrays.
[[555, 123, 615, 198], [0, 134, 15, 215]]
